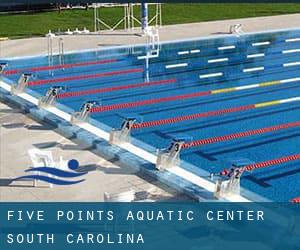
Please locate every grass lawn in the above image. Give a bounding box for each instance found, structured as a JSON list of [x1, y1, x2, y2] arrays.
[[0, 3, 299, 39]]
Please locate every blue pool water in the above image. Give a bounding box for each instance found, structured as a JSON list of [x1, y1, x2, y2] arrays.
[[2, 28, 300, 201]]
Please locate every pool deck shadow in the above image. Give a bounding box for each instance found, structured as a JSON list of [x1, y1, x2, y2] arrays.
[[76, 163, 138, 175], [0, 178, 48, 188]]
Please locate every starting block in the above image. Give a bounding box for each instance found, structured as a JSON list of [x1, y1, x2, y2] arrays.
[[71, 101, 99, 124], [38, 86, 65, 108], [11, 73, 32, 95], [156, 135, 192, 170], [0, 62, 7, 74], [109, 114, 143, 145], [214, 158, 254, 199], [229, 24, 243, 35]]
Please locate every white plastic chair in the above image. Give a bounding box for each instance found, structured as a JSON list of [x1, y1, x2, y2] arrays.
[[45, 30, 55, 38], [103, 190, 135, 202], [28, 148, 56, 188], [103, 190, 135, 232]]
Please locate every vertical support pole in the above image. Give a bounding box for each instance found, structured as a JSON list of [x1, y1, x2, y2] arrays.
[[130, 4, 134, 29], [145, 54, 149, 82], [124, 4, 126, 30], [127, 4, 131, 30], [141, 3, 148, 33], [94, 5, 97, 32], [155, 4, 158, 27], [159, 3, 162, 27]]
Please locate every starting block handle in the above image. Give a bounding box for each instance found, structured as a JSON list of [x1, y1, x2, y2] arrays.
[[71, 100, 99, 124], [0, 62, 8, 74], [38, 86, 64, 107]]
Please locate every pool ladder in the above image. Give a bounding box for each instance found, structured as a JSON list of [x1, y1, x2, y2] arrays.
[[144, 27, 160, 82], [47, 36, 53, 75], [47, 36, 65, 75]]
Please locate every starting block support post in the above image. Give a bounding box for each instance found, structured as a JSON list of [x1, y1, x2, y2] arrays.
[[38, 86, 64, 108], [71, 101, 99, 124], [11, 73, 32, 95]]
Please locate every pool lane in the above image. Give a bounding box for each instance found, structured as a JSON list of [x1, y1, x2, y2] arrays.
[[5, 29, 300, 89], [87, 68, 300, 128], [49, 52, 300, 113], [18, 41, 300, 91]]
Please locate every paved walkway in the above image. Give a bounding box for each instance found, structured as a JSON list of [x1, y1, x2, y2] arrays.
[[0, 14, 299, 58]]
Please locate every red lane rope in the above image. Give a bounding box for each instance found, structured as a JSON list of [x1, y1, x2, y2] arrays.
[[131, 104, 255, 129], [242, 154, 300, 172], [90, 90, 213, 113], [28, 68, 143, 86], [219, 154, 300, 177], [3, 59, 117, 75], [291, 197, 300, 203], [182, 121, 300, 148], [57, 78, 177, 99]]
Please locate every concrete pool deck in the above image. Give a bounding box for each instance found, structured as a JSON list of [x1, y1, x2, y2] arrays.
[[0, 101, 191, 201], [0, 14, 299, 201]]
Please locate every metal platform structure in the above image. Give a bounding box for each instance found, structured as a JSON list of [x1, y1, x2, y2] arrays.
[[93, 3, 162, 32]]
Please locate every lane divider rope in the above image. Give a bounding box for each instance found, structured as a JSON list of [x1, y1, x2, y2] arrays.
[[131, 96, 300, 129], [291, 197, 300, 203], [242, 154, 300, 172], [219, 154, 300, 181], [57, 78, 177, 98], [90, 77, 300, 114], [182, 121, 300, 148], [91, 90, 212, 113], [28, 68, 143, 86], [3, 59, 118, 75]]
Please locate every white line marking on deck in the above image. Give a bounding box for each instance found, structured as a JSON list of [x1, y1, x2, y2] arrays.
[[252, 41, 270, 46], [190, 49, 200, 54], [243, 67, 264, 73], [208, 58, 228, 63], [0, 80, 12, 92], [280, 97, 300, 103], [137, 54, 159, 60], [45, 106, 72, 121], [200, 72, 223, 78], [218, 45, 235, 50], [247, 53, 265, 58], [281, 77, 300, 83], [285, 38, 300, 42], [282, 49, 300, 54], [283, 61, 300, 67], [166, 63, 188, 69], [177, 51, 189, 55], [235, 84, 260, 90]]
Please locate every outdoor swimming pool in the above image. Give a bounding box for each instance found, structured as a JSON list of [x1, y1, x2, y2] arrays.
[[1, 28, 300, 202]]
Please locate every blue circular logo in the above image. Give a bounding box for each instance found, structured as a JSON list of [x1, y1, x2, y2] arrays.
[[68, 159, 79, 170]]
